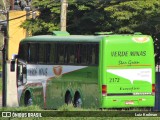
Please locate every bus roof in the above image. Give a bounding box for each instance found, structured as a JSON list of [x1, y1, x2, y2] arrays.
[[20, 34, 152, 44], [20, 35, 103, 43]]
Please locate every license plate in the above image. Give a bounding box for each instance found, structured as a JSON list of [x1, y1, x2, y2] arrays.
[[125, 101, 134, 105]]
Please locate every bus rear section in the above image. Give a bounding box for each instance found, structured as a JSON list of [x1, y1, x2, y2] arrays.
[[99, 35, 155, 108]]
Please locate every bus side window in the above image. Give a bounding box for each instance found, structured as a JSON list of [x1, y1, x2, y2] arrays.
[[68, 44, 75, 64], [91, 47, 96, 64], [87, 44, 93, 64], [87, 44, 99, 65], [80, 44, 87, 64], [46, 44, 50, 63], [57, 44, 65, 64], [49, 43, 56, 64], [18, 43, 29, 62], [76, 44, 80, 64], [64, 44, 68, 64], [38, 44, 47, 64], [29, 44, 38, 63], [95, 44, 99, 65]]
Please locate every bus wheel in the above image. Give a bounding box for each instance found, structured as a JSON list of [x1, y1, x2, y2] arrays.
[[65, 91, 72, 105], [24, 91, 33, 106], [74, 92, 82, 108]]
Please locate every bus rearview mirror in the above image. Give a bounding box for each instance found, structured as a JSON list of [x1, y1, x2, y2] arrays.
[[10, 60, 15, 72]]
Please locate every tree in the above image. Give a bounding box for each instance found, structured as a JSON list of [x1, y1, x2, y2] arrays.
[[104, 0, 160, 35], [67, 0, 110, 34], [21, 0, 160, 35], [21, 0, 61, 35], [21, 0, 112, 35]]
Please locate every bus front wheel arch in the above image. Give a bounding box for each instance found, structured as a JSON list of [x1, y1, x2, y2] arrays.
[[24, 90, 33, 106], [74, 91, 82, 108]]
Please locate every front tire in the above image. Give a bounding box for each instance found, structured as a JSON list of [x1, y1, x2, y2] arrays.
[[24, 91, 33, 106]]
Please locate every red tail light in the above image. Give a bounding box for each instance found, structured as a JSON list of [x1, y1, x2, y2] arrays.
[[152, 84, 155, 93], [102, 85, 107, 96]]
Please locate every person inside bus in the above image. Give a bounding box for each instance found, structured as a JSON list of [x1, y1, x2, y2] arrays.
[[68, 45, 75, 64], [91, 48, 96, 64], [58, 45, 65, 64]]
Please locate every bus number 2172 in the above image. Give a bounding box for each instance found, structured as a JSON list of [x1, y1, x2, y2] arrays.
[[109, 78, 120, 83]]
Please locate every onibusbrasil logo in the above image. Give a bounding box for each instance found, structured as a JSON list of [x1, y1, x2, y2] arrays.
[[2, 112, 42, 118]]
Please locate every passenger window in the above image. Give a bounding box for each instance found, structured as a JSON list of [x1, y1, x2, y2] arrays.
[[19, 43, 28, 61], [38, 44, 46, 63], [57, 44, 65, 64], [80, 44, 87, 64], [29, 44, 37, 63], [68, 44, 75, 64]]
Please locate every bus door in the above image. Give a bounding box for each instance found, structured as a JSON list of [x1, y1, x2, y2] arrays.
[[17, 61, 27, 86]]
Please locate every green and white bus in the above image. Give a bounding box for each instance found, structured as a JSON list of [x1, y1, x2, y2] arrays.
[[11, 32, 155, 109]]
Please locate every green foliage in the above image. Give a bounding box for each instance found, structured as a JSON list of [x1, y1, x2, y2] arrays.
[[0, 105, 42, 111], [20, 0, 61, 35], [67, 0, 110, 34], [21, 0, 111, 35], [20, 0, 160, 35], [58, 104, 83, 111], [105, 0, 160, 34]]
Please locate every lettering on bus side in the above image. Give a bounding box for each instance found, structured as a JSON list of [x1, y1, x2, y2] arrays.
[[111, 51, 146, 57], [39, 68, 48, 76], [111, 51, 147, 66], [120, 87, 140, 91], [109, 78, 120, 83], [28, 68, 38, 76], [118, 60, 140, 66], [27, 68, 48, 76]]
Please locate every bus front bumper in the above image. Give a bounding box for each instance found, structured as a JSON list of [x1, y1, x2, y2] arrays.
[[101, 96, 155, 108]]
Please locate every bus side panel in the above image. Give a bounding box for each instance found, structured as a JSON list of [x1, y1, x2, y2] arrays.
[[46, 66, 99, 109]]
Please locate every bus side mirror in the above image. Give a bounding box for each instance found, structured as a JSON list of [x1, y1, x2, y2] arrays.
[[10, 60, 15, 72], [10, 54, 18, 72]]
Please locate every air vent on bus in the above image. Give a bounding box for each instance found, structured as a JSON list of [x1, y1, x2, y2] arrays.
[[52, 31, 70, 36]]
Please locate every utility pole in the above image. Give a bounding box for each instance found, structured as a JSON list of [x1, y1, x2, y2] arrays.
[[60, 0, 68, 31], [2, 12, 8, 106], [25, 6, 30, 37], [0, 0, 9, 107]]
